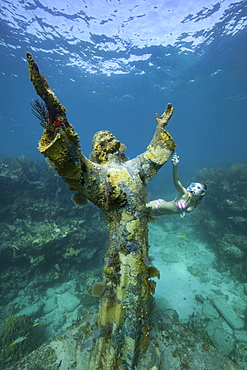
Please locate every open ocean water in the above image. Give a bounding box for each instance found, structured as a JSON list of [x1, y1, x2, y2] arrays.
[[0, 0, 246, 172]]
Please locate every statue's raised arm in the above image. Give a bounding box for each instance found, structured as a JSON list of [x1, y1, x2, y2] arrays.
[[129, 102, 175, 184], [26, 52, 91, 194], [26, 52, 176, 370]]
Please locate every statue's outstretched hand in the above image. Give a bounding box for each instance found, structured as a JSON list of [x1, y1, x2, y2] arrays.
[[155, 103, 174, 127], [171, 153, 180, 166]]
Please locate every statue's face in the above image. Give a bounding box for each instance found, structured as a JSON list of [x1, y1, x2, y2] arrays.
[[90, 130, 128, 165], [91, 131, 121, 164], [92, 131, 121, 154]]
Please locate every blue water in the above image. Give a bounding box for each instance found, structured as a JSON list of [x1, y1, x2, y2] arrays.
[[0, 0, 247, 180]]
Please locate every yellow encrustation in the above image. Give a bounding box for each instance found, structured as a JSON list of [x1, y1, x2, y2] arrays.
[[26, 52, 176, 369]]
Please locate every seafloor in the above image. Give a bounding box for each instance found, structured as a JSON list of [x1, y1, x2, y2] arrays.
[[0, 156, 246, 369]]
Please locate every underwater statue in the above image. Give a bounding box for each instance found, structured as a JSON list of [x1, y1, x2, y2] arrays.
[[26, 52, 176, 370]]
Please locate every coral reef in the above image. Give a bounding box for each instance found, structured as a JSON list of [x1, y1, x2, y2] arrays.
[[196, 161, 247, 280], [0, 156, 107, 308], [0, 313, 43, 366]]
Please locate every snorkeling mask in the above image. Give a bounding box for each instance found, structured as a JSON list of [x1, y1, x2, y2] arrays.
[[187, 182, 206, 195]]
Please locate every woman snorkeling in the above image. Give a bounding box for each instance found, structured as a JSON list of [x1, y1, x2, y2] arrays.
[[146, 153, 207, 217]]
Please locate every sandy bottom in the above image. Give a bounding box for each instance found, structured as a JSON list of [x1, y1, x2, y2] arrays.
[[149, 218, 238, 321]]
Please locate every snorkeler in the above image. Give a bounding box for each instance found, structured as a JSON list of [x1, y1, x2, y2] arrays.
[[146, 153, 207, 217]]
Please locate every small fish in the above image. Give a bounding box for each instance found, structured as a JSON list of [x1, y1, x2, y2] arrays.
[[9, 336, 28, 347], [176, 235, 187, 238], [80, 338, 92, 350], [86, 308, 98, 312], [66, 314, 73, 320], [32, 323, 40, 327], [90, 329, 101, 339], [3, 355, 13, 363], [11, 245, 20, 251]]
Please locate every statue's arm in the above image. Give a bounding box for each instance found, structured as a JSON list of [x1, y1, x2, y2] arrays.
[[26, 52, 100, 198], [129, 103, 176, 184]]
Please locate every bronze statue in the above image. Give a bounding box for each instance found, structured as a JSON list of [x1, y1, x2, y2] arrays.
[[26, 52, 175, 369]]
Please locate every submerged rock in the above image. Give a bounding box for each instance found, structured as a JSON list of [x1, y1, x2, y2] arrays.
[[211, 297, 245, 330]]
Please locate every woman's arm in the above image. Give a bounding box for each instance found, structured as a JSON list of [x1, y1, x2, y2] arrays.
[[172, 154, 187, 194]]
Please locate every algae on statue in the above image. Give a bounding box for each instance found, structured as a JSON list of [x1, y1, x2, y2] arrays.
[[26, 52, 176, 369]]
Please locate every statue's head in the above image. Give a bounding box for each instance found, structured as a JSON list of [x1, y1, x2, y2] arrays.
[[90, 130, 128, 164]]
